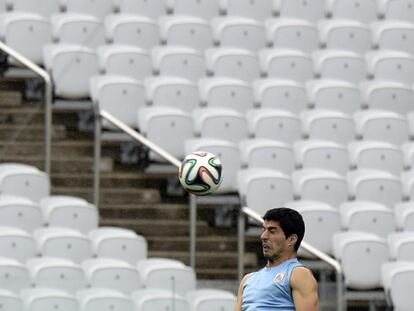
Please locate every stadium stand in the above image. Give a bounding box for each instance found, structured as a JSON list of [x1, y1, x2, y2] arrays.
[[3, 0, 414, 310]]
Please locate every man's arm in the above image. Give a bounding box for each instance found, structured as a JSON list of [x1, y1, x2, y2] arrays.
[[233, 273, 251, 311], [291, 266, 319, 311]]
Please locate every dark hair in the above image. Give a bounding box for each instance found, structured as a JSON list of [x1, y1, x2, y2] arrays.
[[263, 207, 305, 251]]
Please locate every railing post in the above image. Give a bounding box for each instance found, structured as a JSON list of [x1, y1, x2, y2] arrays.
[[238, 209, 245, 281], [189, 194, 197, 269], [93, 106, 102, 207]]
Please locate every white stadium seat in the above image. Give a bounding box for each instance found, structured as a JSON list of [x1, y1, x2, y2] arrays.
[[402, 142, 414, 170], [159, 15, 213, 51], [50, 13, 105, 48], [294, 139, 349, 174], [212, 16, 266, 52], [145, 76, 199, 111], [354, 110, 409, 145], [0, 195, 42, 232], [33, 227, 92, 264], [253, 78, 306, 113], [27, 257, 87, 294], [400, 170, 414, 200], [116, 0, 167, 18], [104, 14, 159, 49], [205, 47, 260, 81], [137, 259, 196, 296], [259, 48, 313, 82], [360, 80, 414, 114], [0, 164, 49, 203], [394, 202, 414, 231], [348, 140, 404, 175], [97, 45, 152, 81], [273, 0, 325, 22], [20, 288, 79, 311], [285, 200, 341, 257], [313, 49, 366, 83], [0, 12, 52, 65], [237, 168, 293, 216], [166, 0, 221, 20], [77, 288, 134, 311], [7, 0, 61, 17], [301, 109, 355, 144], [198, 77, 254, 113], [366, 50, 414, 83], [43, 44, 99, 99], [381, 261, 414, 311], [224, 0, 274, 20], [266, 18, 319, 53], [90, 75, 146, 129], [246, 108, 301, 144], [292, 168, 348, 207], [306, 79, 361, 114], [339, 201, 396, 238], [0, 289, 22, 311], [0, 257, 29, 292], [318, 19, 371, 53], [378, 0, 414, 22], [192, 107, 248, 143], [0, 226, 36, 262], [88, 227, 147, 264], [131, 289, 191, 311], [185, 138, 240, 193], [387, 232, 414, 261], [186, 288, 237, 311], [137, 106, 193, 161], [239, 139, 294, 174], [82, 258, 142, 294], [347, 169, 402, 208], [39, 195, 98, 233], [325, 0, 378, 23], [371, 20, 414, 55], [62, 0, 114, 20], [332, 231, 389, 290], [152, 46, 206, 80]]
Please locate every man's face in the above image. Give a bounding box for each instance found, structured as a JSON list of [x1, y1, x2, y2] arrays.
[[260, 220, 290, 262]]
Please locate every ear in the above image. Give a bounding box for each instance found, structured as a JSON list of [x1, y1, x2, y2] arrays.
[[288, 234, 298, 245]]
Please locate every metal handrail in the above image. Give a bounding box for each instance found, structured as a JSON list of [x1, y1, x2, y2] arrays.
[[239, 206, 344, 311], [0, 40, 52, 175], [94, 109, 199, 268]]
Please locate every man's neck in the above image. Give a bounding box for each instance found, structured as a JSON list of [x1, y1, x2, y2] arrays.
[[266, 253, 297, 268]]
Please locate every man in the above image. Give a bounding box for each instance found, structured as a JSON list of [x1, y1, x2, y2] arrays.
[[234, 207, 319, 311]]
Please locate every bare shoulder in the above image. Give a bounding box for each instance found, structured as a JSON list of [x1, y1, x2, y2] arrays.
[[290, 266, 318, 289]]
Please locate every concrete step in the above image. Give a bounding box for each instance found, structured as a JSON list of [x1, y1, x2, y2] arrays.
[[52, 172, 167, 189], [99, 218, 208, 237], [0, 156, 113, 174], [0, 90, 23, 107], [0, 141, 93, 157], [0, 106, 44, 124], [0, 124, 66, 140], [147, 235, 261, 253], [52, 187, 161, 205], [148, 251, 258, 270]]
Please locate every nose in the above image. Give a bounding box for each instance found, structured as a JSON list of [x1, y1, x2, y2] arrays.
[[261, 230, 268, 241]]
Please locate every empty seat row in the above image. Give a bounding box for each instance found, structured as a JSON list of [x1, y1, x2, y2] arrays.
[[0, 225, 148, 264], [6, 11, 414, 54], [0, 256, 194, 295], [131, 107, 414, 162], [91, 75, 414, 116], [0, 287, 236, 311], [3, 0, 414, 23]]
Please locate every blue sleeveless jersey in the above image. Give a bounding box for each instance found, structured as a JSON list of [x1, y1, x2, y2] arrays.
[[242, 258, 302, 311]]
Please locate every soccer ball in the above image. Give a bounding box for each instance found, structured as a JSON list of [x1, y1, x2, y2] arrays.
[[178, 151, 223, 196]]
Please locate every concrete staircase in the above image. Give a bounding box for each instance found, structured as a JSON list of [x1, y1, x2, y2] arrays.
[[0, 77, 260, 281]]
